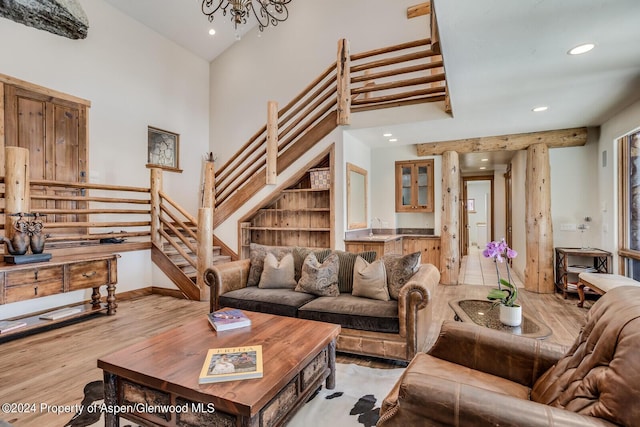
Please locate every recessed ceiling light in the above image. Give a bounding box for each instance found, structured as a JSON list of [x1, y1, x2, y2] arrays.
[[568, 43, 595, 55], [479, 167, 486, 170], [389, 138, 398, 143], [383, 133, 392, 137], [208, 28, 216, 36], [532, 106, 548, 112], [481, 158, 489, 162]]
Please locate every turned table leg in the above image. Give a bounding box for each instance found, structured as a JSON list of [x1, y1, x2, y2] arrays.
[[106, 283, 117, 315]]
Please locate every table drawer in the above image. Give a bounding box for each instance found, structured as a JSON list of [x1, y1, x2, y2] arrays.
[[69, 259, 109, 290], [5, 280, 64, 303], [5, 265, 64, 287]]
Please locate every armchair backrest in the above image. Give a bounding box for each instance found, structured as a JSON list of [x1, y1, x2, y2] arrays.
[[531, 286, 640, 427]]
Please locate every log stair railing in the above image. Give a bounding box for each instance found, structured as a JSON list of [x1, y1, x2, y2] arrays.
[[212, 36, 447, 230]]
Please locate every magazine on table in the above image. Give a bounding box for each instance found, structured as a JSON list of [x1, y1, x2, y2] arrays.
[[0, 320, 27, 334], [207, 308, 251, 331], [199, 345, 263, 384]]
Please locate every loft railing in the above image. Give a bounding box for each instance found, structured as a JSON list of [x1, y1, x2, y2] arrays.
[[211, 37, 447, 228]]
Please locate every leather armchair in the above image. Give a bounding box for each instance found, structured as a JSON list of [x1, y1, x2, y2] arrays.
[[378, 286, 640, 427]]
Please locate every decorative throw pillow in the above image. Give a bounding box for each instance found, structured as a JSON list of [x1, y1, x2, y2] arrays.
[[332, 250, 378, 293], [293, 247, 331, 282], [247, 243, 292, 287], [258, 253, 297, 289], [295, 253, 340, 297], [382, 252, 422, 300], [352, 256, 390, 301]]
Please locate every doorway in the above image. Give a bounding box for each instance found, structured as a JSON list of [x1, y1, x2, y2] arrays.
[[462, 176, 494, 256]]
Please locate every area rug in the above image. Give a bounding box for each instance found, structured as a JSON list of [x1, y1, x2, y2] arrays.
[[66, 363, 404, 427]]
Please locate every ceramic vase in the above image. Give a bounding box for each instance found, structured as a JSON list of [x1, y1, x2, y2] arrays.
[[499, 304, 522, 327]]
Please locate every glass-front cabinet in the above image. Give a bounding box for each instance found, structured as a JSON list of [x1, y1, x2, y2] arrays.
[[395, 159, 434, 212]]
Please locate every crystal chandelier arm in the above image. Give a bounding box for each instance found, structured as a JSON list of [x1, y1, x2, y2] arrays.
[[248, 0, 291, 31]]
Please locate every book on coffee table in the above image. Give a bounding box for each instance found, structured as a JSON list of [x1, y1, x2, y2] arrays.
[[0, 320, 28, 334], [207, 308, 251, 331], [199, 345, 263, 384]]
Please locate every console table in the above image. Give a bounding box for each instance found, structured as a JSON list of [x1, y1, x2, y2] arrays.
[[554, 247, 612, 299], [0, 253, 118, 337]]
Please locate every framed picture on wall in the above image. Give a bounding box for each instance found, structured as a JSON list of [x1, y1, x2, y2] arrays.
[[467, 198, 476, 213], [146, 126, 182, 172]]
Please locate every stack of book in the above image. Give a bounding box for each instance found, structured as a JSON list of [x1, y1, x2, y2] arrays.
[[199, 345, 263, 384], [207, 308, 251, 331]]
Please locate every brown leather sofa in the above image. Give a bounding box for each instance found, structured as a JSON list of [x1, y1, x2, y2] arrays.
[[377, 285, 640, 426], [204, 255, 441, 362]]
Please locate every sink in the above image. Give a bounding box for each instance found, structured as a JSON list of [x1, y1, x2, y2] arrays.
[[367, 234, 394, 240]]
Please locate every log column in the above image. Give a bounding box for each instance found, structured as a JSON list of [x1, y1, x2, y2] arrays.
[[525, 143, 554, 293], [440, 151, 460, 284], [197, 207, 213, 302], [5, 147, 30, 242]]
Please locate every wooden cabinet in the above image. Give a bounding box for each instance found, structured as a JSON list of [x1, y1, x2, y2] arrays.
[[554, 247, 612, 298], [0, 254, 118, 337], [395, 160, 434, 212], [403, 236, 441, 269], [345, 237, 402, 260]]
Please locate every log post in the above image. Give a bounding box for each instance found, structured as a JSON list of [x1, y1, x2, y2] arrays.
[[5, 147, 30, 243], [202, 159, 215, 209], [266, 100, 278, 185], [0, 83, 5, 177], [430, 0, 441, 54], [150, 168, 163, 247], [197, 207, 213, 302], [440, 150, 460, 284], [337, 38, 351, 126], [525, 143, 555, 293]]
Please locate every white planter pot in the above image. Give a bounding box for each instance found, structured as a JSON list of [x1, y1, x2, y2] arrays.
[[499, 304, 522, 326]]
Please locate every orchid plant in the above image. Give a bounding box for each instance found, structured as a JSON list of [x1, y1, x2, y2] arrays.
[[482, 239, 519, 307]]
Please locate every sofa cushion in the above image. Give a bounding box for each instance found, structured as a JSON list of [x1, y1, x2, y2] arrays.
[[258, 253, 296, 289], [219, 287, 316, 318], [293, 247, 332, 281], [247, 243, 293, 287], [333, 250, 378, 293], [352, 256, 390, 301], [383, 252, 421, 300], [298, 294, 399, 333], [295, 253, 340, 297]]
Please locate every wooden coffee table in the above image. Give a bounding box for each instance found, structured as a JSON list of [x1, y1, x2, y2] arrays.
[[98, 311, 340, 427]]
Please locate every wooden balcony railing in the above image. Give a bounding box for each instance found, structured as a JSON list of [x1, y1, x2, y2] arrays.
[[212, 37, 448, 228]]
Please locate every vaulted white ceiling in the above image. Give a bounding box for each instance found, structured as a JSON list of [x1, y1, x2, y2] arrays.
[[103, 0, 640, 171]]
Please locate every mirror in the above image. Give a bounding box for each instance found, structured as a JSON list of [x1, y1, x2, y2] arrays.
[[346, 163, 368, 230]]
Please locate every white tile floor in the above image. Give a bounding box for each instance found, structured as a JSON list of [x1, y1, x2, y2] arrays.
[[458, 245, 524, 287]]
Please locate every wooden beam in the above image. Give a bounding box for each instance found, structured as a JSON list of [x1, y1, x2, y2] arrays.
[[416, 127, 588, 156], [407, 2, 430, 19]]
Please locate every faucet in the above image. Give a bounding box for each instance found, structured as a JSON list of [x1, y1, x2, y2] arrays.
[[374, 217, 383, 232]]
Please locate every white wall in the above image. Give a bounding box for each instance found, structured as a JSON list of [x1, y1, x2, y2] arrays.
[[0, 0, 210, 316], [598, 99, 640, 272], [550, 135, 600, 249], [370, 145, 441, 233], [208, 0, 428, 167]]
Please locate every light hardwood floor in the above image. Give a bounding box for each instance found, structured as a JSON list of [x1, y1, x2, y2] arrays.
[[0, 250, 593, 426]]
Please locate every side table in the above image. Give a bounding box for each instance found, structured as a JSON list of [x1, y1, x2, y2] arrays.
[[448, 299, 551, 339]]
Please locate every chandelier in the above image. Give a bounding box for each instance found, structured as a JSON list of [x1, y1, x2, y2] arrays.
[[201, 0, 292, 32]]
